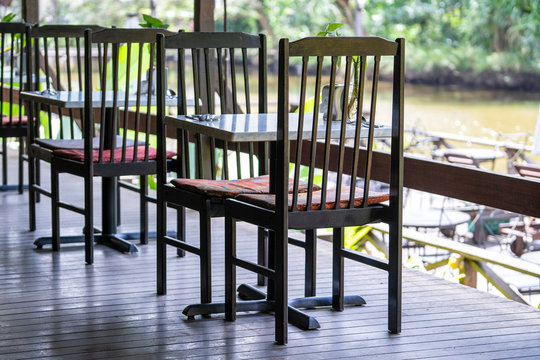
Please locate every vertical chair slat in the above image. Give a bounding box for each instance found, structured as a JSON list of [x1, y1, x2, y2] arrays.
[[229, 48, 237, 113], [235, 143, 241, 179], [98, 42, 108, 163], [121, 41, 132, 163], [8, 34, 14, 125], [248, 142, 254, 178], [242, 48, 250, 114], [133, 43, 144, 162], [65, 37, 77, 139], [362, 56, 380, 207], [192, 49, 201, 114], [0, 33, 4, 127], [18, 33, 24, 123], [204, 48, 213, 113], [145, 43, 155, 162], [223, 140, 229, 180], [320, 56, 338, 210], [217, 48, 227, 114], [291, 56, 309, 212], [349, 56, 366, 208], [53, 37, 64, 138], [110, 42, 120, 163], [210, 137, 216, 180], [76, 37, 83, 90], [335, 56, 352, 209], [306, 56, 323, 212], [42, 37, 53, 138]]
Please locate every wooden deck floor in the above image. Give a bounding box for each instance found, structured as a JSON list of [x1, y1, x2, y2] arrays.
[[1, 163, 540, 359]]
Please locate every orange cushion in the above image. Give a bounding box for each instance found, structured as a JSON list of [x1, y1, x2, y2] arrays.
[[2, 115, 27, 126], [235, 186, 389, 211], [53, 146, 176, 163], [171, 176, 320, 198]]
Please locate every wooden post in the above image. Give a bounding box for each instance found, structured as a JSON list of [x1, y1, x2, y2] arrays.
[[22, 0, 39, 24], [460, 259, 477, 288], [194, 0, 215, 32]]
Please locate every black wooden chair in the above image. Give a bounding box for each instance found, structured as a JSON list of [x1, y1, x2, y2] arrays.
[[224, 36, 405, 344], [0, 22, 31, 193], [27, 24, 105, 231], [156, 32, 273, 305], [47, 28, 174, 264]]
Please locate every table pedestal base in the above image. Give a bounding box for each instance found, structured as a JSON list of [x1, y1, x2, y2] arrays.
[[34, 233, 139, 253], [0, 184, 28, 191], [182, 284, 366, 330]]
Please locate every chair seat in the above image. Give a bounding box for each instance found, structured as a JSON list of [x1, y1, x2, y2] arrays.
[[1, 115, 27, 126], [171, 176, 320, 198], [53, 146, 176, 163], [235, 186, 389, 211], [36, 136, 138, 150]]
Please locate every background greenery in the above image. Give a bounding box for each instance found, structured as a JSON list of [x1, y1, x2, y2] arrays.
[[3, 0, 540, 85]]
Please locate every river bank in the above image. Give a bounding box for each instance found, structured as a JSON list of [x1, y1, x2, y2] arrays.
[[405, 68, 540, 92]]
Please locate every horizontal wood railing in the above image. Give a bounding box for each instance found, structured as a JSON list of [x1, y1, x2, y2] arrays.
[[291, 140, 540, 218]]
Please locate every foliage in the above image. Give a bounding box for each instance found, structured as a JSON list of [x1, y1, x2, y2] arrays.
[[1, 13, 16, 22], [12, 0, 540, 77], [363, 0, 540, 74], [139, 14, 169, 29]]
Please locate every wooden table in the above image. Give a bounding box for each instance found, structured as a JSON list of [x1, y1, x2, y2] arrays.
[[164, 112, 391, 329]]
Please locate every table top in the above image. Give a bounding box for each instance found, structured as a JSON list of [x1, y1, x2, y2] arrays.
[[164, 113, 392, 142], [432, 148, 507, 162], [403, 209, 470, 229], [21, 90, 195, 108]]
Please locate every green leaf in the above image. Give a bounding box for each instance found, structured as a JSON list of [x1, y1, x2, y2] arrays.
[[316, 31, 328, 37], [140, 14, 170, 29], [2, 13, 16, 22], [326, 23, 344, 32]]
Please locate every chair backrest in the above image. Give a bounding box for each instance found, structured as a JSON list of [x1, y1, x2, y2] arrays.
[[444, 151, 480, 168], [84, 28, 173, 166], [514, 162, 540, 180], [0, 22, 30, 129], [277, 36, 404, 216], [28, 25, 105, 140], [156, 32, 267, 180]]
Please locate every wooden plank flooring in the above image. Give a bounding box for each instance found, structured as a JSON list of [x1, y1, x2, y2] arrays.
[[1, 162, 539, 359]]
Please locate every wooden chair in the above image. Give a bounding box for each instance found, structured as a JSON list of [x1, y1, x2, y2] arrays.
[[156, 32, 272, 304], [47, 28, 174, 264], [224, 36, 405, 344], [27, 24, 105, 231], [0, 22, 31, 193]]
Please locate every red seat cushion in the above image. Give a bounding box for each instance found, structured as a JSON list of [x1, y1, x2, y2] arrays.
[[53, 146, 175, 163], [235, 186, 389, 211], [171, 176, 320, 198], [1, 115, 27, 126]]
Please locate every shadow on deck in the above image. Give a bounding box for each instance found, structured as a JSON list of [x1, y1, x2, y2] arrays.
[[0, 161, 539, 359]]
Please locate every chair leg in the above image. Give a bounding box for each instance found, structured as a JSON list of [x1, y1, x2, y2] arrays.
[[388, 222, 402, 334], [200, 200, 212, 303], [35, 158, 41, 202], [157, 196, 167, 295], [139, 175, 148, 245], [50, 164, 60, 251], [84, 175, 94, 265], [224, 215, 236, 321], [304, 229, 317, 297], [28, 154, 36, 231], [257, 227, 268, 286], [176, 205, 186, 257], [274, 224, 288, 345], [18, 137, 23, 194], [116, 178, 121, 226], [332, 227, 345, 311]]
